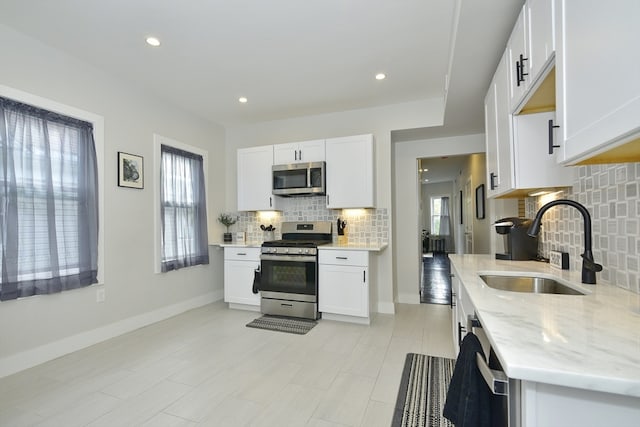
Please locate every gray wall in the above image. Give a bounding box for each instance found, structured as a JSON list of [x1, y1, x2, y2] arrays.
[[0, 24, 226, 375]]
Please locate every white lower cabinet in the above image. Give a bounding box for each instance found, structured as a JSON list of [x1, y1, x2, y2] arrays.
[[223, 247, 261, 308], [318, 250, 369, 320], [451, 265, 475, 356]]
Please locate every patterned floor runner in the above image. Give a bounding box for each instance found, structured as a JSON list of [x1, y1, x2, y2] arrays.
[[392, 353, 455, 427], [246, 315, 317, 335]]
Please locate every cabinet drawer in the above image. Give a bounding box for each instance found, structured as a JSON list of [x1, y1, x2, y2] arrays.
[[224, 247, 260, 261], [319, 250, 368, 266]]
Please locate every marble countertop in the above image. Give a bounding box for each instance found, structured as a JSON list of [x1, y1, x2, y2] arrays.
[[211, 241, 387, 252], [449, 254, 640, 398], [319, 242, 387, 252]]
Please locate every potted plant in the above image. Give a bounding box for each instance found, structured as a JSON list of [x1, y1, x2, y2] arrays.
[[217, 213, 237, 242]]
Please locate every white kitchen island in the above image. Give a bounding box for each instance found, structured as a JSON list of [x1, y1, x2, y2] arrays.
[[449, 254, 640, 427]]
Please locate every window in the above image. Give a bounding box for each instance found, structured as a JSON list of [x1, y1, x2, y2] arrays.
[[431, 197, 443, 234], [0, 95, 100, 301], [159, 143, 209, 272], [430, 196, 451, 236]]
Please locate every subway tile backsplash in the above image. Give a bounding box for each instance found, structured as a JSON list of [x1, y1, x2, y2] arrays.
[[525, 162, 640, 294], [233, 196, 389, 245]]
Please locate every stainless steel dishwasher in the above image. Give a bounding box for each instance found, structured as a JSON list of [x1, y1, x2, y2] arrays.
[[466, 314, 521, 427]]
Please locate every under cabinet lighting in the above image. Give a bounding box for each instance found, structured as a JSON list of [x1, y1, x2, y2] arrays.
[[343, 209, 366, 217], [375, 73, 386, 80], [258, 211, 278, 220], [528, 190, 552, 197], [238, 97, 248, 103]]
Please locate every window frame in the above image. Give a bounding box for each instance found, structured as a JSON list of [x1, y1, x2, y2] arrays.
[[153, 134, 210, 274], [0, 84, 105, 287], [430, 194, 447, 235]]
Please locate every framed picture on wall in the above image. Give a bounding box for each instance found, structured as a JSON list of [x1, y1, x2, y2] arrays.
[[117, 152, 144, 189]]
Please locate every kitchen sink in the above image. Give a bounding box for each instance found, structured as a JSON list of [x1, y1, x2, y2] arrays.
[[479, 274, 586, 295]]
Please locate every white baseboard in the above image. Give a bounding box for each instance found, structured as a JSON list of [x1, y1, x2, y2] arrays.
[[322, 312, 370, 325], [397, 293, 421, 304], [375, 301, 396, 314], [0, 290, 223, 379]]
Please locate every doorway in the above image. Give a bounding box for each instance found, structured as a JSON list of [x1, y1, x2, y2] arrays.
[[418, 156, 467, 304]]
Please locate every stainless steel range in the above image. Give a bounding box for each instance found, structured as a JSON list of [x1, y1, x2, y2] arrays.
[[259, 221, 332, 320]]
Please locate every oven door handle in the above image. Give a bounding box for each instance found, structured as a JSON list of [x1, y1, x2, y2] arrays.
[[260, 254, 317, 263]]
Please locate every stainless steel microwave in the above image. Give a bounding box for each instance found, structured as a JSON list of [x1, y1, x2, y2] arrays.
[[272, 161, 326, 196]]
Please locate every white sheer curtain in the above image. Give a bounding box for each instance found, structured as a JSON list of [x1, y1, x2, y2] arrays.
[[438, 196, 454, 252], [0, 96, 99, 300], [160, 144, 209, 272]]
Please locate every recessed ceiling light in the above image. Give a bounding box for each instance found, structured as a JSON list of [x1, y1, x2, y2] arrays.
[[375, 73, 386, 80], [238, 97, 248, 104], [146, 37, 161, 47]]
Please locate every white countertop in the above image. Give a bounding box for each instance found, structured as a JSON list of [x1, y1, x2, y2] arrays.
[[449, 254, 640, 398], [211, 241, 387, 252], [319, 242, 387, 252]]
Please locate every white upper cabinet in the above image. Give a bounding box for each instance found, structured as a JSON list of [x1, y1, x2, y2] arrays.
[[325, 134, 375, 209], [237, 145, 281, 211], [486, 51, 574, 198], [511, 111, 574, 190], [273, 139, 325, 164], [486, 51, 515, 198], [555, 0, 640, 164], [509, 0, 556, 113], [527, 0, 555, 82], [508, 6, 529, 110]]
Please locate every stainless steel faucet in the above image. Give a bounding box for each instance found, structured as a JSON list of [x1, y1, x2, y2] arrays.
[[527, 199, 603, 284]]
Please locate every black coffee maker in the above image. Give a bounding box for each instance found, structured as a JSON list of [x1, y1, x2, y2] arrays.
[[494, 217, 539, 260]]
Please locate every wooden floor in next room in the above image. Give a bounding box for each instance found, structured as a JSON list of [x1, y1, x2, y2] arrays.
[[420, 252, 452, 305], [0, 301, 455, 427]]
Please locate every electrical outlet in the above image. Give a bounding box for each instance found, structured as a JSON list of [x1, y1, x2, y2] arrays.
[[550, 251, 569, 270], [96, 288, 105, 302]]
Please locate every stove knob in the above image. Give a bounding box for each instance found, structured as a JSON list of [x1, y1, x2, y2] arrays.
[[284, 248, 289, 253], [298, 248, 303, 254], [304, 249, 310, 254]]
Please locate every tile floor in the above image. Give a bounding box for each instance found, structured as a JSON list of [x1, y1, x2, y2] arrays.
[[0, 301, 455, 427]]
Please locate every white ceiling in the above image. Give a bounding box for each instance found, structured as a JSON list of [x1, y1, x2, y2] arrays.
[[0, 0, 523, 136], [419, 155, 470, 184]]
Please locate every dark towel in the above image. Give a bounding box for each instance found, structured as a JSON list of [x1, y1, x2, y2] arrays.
[[443, 333, 491, 427], [252, 268, 261, 294]]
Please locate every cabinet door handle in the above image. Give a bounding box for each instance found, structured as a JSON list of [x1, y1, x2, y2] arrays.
[[269, 196, 272, 207], [548, 119, 561, 155], [294, 150, 297, 161], [490, 172, 498, 190], [363, 270, 366, 283], [237, 253, 247, 256], [515, 59, 522, 87], [326, 195, 330, 206], [519, 54, 528, 82], [298, 150, 302, 161], [458, 322, 466, 345], [336, 256, 348, 260], [450, 292, 456, 309]]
